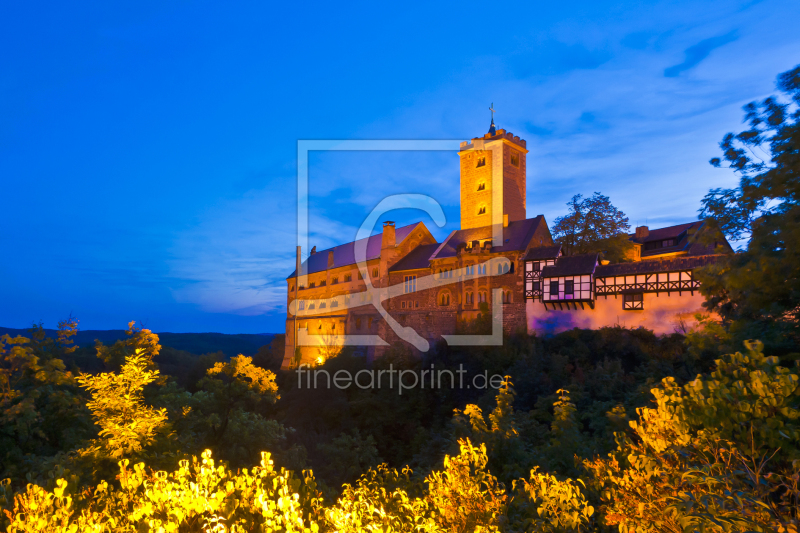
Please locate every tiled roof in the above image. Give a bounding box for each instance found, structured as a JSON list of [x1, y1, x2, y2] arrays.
[[287, 222, 426, 278], [595, 255, 726, 277], [630, 222, 700, 244], [541, 254, 598, 277], [388, 243, 441, 272], [523, 245, 562, 261], [630, 221, 705, 258], [430, 216, 547, 259]]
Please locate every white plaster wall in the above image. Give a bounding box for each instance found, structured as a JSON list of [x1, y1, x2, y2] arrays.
[[527, 291, 708, 335]]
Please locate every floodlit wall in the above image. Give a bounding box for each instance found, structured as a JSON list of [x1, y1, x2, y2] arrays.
[[526, 290, 708, 335]]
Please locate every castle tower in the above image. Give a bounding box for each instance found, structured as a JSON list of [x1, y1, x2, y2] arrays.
[[458, 116, 528, 230]]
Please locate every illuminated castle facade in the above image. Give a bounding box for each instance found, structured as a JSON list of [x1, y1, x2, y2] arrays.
[[282, 120, 731, 368]]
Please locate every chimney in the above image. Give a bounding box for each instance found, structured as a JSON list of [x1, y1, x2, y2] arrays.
[[635, 226, 649, 239], [382, 221, 396, 249], [327, 250, 334, 268], [310, 246, 317, 255], [503, 214, 509, 228]]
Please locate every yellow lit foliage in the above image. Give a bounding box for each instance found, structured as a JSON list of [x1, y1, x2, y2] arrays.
[[324, 463, 437, 532], [584, 340, 800, 533], [77, 348, 168, 459], [425, 439, 507, 532], [6, 449, 322, 532], [5, 440, 513, 532], [509, 467, 594, 533], [206, 355, 279, 398]]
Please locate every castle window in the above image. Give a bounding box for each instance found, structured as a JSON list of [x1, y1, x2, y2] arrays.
[[476, 157, 486, 167], [319, 302, 326, 309], [564, 280, 574, 296], [415, 301, 419, 308], [498, 262, 510, 275], [502, 291, 512, 304], [510, 152, 519, 167], [465, 265, 475, 275], [332, 277, 338, 284], [344, 274, 352, 282], [368, 317, 373, 328], [477, 182, 485, 191], [549, 281, 559, 296], [372, 268, 379, 278], [319, 280, 326, 286], [478, 264, 487, 275], [404, 275, 417, 294], [356, 318, 362, 329], [478, 206, 486, 215], [309, 303, 315, 310], [309, 282, 315, 288], [478, 291, 487, 303], [299, 300, 305, 310], [331, 299, 339, 308], [644, 239, 677, 251], [440, 293, 450, 306], [401, 301, 407, 309], [290, 284, 294, 292], [466, 291, 474, 304], [623, 293, 644, 310]]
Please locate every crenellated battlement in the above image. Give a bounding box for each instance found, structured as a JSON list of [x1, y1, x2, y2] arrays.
[[460, 129, 526, 151]]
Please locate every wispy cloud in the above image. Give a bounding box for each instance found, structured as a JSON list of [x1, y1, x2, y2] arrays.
[[664, 31, 738, 77]]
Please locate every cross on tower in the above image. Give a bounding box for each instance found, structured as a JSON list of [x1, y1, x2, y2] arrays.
[[489, 103, 495, 122]]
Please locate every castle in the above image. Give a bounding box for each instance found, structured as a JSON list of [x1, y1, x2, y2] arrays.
[[282, 119, 731, 368]]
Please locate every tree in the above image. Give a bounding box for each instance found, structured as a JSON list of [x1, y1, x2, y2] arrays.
[[77, 348, 169, 459], [697, 64, 800, 348], [0, 318, 94, 483], [551, 193, 633, 262], [95, 321, 161, 372]]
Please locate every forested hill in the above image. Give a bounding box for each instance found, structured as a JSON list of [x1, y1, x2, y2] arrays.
[[0, 326, 274, 357]]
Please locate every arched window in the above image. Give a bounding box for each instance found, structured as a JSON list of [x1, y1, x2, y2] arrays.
[[498, 261, 511, 275], [478, 206, 486, 215], [440, 293, 450, 306], [477, 182, 485, 191]]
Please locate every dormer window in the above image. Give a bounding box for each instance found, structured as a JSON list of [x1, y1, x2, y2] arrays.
[[476, 157, 486, 167], [477, 182, 485, 191], [478, 206, 486, 215], [644, 239, 677, 251]]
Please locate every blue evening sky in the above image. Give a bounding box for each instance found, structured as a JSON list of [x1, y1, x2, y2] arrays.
[[2, 1, 799, 334]]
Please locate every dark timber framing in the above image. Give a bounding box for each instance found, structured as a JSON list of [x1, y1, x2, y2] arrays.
[[595, 269, 699, 298]]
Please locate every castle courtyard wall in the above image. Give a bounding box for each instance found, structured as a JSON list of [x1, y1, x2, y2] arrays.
[[526, 291, 708, 335]]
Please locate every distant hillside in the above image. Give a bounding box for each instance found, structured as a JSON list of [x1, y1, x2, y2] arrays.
[[0, 327, 274, 357]]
